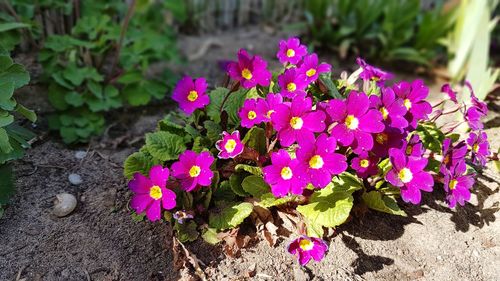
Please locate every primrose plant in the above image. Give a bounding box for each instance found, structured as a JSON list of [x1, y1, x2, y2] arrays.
[[124, 37, 491, 266]]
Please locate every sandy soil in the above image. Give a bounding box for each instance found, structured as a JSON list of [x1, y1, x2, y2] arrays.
[[1, 27, 499, 281]]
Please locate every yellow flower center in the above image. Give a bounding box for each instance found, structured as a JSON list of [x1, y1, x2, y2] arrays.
[[406, 145, 413, 155], [345, 115, 359, 130], [398, 168, 413, 184], [380, 107, 389, 120], [286, 49, 295, 57], [224, 139, 237, 153], [289, 116, 304, 130], [309, 155, 324, 169], [375, 133, 388, 144], [306, 68, 316, 77], [280, 166, 293, 180], [360, 159, 369, 168], [267, 110, 275, 119], [247, 110, 257, 120], [241, 68, 253, 80], [299, 239, 314, 251], [472, 143, 479, 153], [189, 165, 201, 177], [149, 185, 162, 200], [187, 90, 198, 102], [449, 179, 458, 190], [404, 99, 412, 110], [287, 82, 297, 92], [443, 155, 450, 165]]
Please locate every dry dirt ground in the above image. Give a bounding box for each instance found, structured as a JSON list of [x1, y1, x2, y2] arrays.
[[1, 27, 499, 281]]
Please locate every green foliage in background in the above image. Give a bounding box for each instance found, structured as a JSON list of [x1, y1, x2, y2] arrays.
[[0, 47, 36, 213], [304, 0, 456, 66], [4, 0, 183, 143]]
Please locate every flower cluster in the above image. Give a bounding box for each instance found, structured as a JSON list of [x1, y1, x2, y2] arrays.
[[125, 37, 492, 267]]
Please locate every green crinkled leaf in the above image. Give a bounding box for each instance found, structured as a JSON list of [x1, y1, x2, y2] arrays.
[[123, 83, 151, 106], [0, 114, 13, 127], [201, 227, 221, 245], [296, 182, 354, 228], [377, 158, 392, 176], [0, 163, 14, 205], [174, 221, 199, 243], [416, 122, 444, 153], [229, 173, 250, 197], [305, 218, 324, 238], [319, 72, 343, 99], [362, 191, 406, 216], [258, 192, 295, 208], [145, 131, 186, 161], [0, 81, 14, 102], [204, 120, 222, 142], [64, 91, 84, 107], [123, 151, 156, 179], [235, 164, 262, 176], [241, 175, 269, 198], [213, 180, 237, 202], [0, 128, 12, 153], [331, 172, 364, 194], [192, 136, 211, 153], [206, 87, 229, 123], [209, 202, 253, 230], [15, 103, 36, 123], [242, 126, 266, 154], [47, 83, 69, 111], [0, 62, 29, 89], [225, 89, 248, 125]]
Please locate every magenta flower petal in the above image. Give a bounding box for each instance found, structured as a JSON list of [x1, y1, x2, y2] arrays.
[[467, 131, 490, 166], [228, 49, 272, 89], [146, 200, 162, 221], [129, 173, 151, 193], [171, 150, 215, 191], [288, 236, 328, 266], [297, 53, 331, 83], [441, 83, 458, 103], [392, 80, 432, 129], [161, 187, 177, 210], [172, 76, 210, 115], [216, 131, 244, 159], [130, 194, 152, 213], [278, 68, 308, 98], [356, 57, 393, 85], [277, 37, 308, 65], [351, 151, 379, 178], [149, 165, 169, 188], [239, 99, 266, 128], [263, 149, 308, 197]]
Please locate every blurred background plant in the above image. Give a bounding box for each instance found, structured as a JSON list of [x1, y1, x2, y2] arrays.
[[0, 47, 36, 217], [1, 0, 184, 143]]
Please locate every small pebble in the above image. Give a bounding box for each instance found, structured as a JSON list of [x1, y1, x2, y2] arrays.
[[472, 250, 479, 257], [53, 193, 77, 217], [436, 255, 442, 261], [75, 150, 87, 159], [68, 173, 83, 185]]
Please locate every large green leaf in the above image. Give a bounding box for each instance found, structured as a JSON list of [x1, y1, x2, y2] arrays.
[[209, 202, 253, 230], [145, 131, 186, 161], [362, 191, 406, 216], [0, 127, 12, 153], [229, 173, 250, 197], [235, 164, 262, 176], [241, 175, 269, 198], [258, 192, 295, 208], [174, 221, 199, 243], [0, 164, 14, 204], [206, 87, 229, 123], [123, 151, 156, 179], [242, 126, 266, 154], [296, 176, 359, 228], [0, 22, 30, 33], [416, 122, 444, 153]]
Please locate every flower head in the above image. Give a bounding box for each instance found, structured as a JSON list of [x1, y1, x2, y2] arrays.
[[297, 53, 331, 83], [215, 131, 244, 159], [442, 161, 474, 208], [227, 49, 271, 89], [277, 37, 308, 65], [392, 80, 432, 129], [467, 131, 490, 166], [128, 165, 176, 221], [288, 236, 328, 266], [296, 133, 347, 188], [327, 91, 385, 153], [261, 93, 283, 122], [464, 81, 488, 130], [171, 150, 214, 191], [356, 58, 394, 85], [239, 99, 266, 128], [401, 134, 424, 157], [369, 87, 408, 130], [172, 76, 210, 115], [173, 210, 194, 224], [351, 152, 379, 178], [272, 97, 326, 147], [263, 150, 308, 197], [385, 148, 434, 204], [441, 139, 468, 170], [441, 83, 458, 103], [278, 68, 308, 98], [371, 128, 406, 158]]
